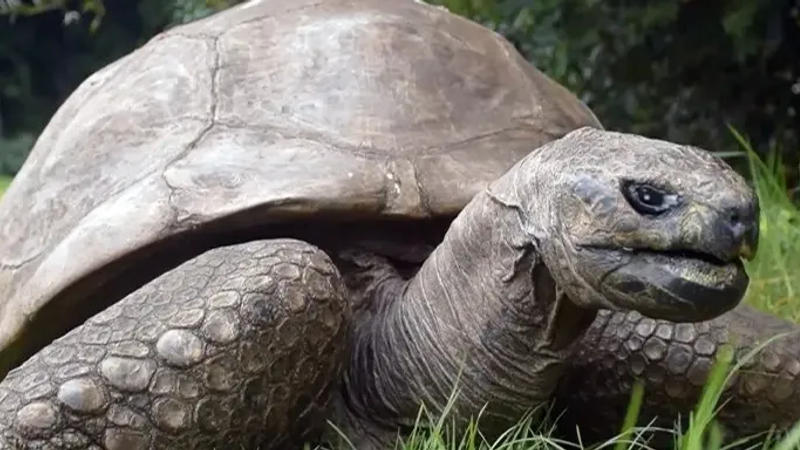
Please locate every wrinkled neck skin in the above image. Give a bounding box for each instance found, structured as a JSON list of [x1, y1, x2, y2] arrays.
[[338, 173, 597, 445]]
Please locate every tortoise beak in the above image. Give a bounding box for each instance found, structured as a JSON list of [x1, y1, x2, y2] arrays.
[[738, 240, 757, 261], [709, 199, 759, 263], [733, 206, 759, 261]]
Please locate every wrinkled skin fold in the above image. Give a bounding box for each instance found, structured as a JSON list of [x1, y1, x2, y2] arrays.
[[335, 128, 759, 446], [0, 128, 787, 450]]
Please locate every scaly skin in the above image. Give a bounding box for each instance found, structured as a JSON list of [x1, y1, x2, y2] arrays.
[[337, 128, 758, 446], [339, 189, 596, 447], [0, 239, 348, 449], [558, 304, 800, 440], [0, 129, 763, 448]]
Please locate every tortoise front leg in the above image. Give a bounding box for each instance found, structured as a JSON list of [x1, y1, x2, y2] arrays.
[[557, 304, 800, 441], [0, 239, 349, 449]]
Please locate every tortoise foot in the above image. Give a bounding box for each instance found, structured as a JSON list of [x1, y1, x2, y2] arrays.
[[0, 239, 349, 449]]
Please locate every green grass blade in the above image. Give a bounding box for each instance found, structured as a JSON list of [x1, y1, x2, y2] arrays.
[[614, 380, 645, 450], [772, 420, 800, 450], [680, 345, 734, 450], [325, 420, 357, 450], [705, 422, 723, 450]]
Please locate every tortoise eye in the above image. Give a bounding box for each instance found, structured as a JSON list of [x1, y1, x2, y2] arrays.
[[622, 181, 681, 215]]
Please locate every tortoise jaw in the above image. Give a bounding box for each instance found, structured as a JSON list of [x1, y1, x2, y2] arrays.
[[590, 247, 749, 321]]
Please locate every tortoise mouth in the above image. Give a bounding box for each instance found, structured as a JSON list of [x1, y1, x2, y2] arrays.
[[586, 246, 748, 321], [653, 248, 727, 266]]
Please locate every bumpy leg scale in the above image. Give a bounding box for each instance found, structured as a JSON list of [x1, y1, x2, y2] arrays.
[[0, 239, 349, 449]]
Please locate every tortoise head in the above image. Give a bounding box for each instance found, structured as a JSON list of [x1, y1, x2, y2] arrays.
[[493, 127, 758, 322]]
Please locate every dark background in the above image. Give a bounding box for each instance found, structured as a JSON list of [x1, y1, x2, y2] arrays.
[[1, 0, 798, 186]]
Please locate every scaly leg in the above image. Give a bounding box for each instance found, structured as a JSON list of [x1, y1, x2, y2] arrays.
[[0, 239, 349, 449], [557, 304, 800, 440]]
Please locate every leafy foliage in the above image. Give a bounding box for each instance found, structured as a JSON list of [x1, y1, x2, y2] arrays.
[[0, 0, 798, 185], [429, 0, 800, 185], [0, 0, 105, 30], [0, 0, 243, 174]]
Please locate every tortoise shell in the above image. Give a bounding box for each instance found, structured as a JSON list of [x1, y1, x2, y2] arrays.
[[0, 0, 599, 375]]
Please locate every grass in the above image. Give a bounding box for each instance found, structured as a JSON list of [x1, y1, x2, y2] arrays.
[[732, 129, 800, 320], [325, 345, 800, 450], [0, 175, 10, 195]]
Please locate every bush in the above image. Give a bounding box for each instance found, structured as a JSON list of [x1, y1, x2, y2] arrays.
[[429, 0, 800, 184], [1, 0, 798, 185], [0, 0, 244, 175]]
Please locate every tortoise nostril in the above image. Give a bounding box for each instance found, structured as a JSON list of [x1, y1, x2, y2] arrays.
[[723, 204, 759, 260], [728, 213, 745, 238], [729, 222, 746, 241]]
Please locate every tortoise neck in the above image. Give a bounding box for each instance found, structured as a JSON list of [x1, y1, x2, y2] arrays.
[[342, 191, 594, 436]]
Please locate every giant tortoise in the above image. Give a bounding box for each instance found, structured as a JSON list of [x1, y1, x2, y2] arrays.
[[0, 0, 797, 448]]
